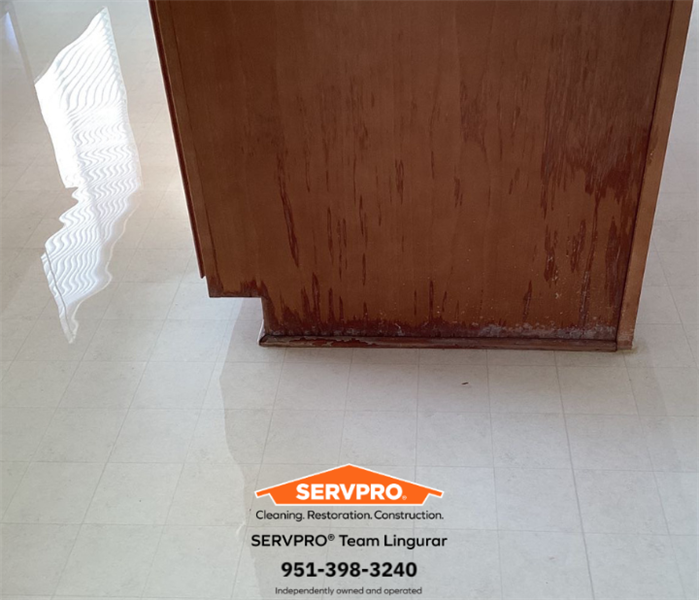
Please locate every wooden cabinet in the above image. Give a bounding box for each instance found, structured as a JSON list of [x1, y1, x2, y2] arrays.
[[150, 0, 692, 350]]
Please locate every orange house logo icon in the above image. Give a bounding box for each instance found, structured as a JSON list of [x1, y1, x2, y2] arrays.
[[255, 464, 444, 506]]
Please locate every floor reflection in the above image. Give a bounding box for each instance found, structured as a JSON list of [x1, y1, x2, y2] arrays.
[[35, 7, 140, 341]]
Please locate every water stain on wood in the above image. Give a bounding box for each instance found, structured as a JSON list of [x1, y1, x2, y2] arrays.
[[150, 0, 690, 349]]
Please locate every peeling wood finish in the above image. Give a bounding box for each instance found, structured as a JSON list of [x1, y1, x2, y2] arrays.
[[259, 332, 617, 353], [150, 0, 689, 349], [259, 327, 617, 352]]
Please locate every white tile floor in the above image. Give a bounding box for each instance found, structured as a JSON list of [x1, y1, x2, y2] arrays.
[[1, 1, 697, 599]]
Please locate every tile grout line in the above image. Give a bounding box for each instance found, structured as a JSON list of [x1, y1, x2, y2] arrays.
[[135, 281, 228, 600], [664, 279, 699, 369], [413, 355, 422, 541], [484, 359, 506, 599], [554, 359, 600, 600], [339, 350, 356, 466], [2, 303, 103, 524], [39, 212, 175, 595], [1, 517, 694, 535], [229, 323, 287, 599], [629, 352, 692, 600], [51, 310, 162, 597], [407, 354, 421, 544]]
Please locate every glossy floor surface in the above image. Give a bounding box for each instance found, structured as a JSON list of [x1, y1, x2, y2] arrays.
[[1, 2, 697, 599]]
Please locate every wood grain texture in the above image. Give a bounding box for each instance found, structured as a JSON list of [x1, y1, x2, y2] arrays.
[[150, 0, 684, 346]]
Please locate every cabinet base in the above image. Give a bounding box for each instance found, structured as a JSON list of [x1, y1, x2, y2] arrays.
[[258, 332, 617, 352]]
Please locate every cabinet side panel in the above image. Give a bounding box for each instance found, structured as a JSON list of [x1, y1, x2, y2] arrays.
[[149, 0, 220, 290], [617, 0, 693, 348], [156, 1, 673, 339]]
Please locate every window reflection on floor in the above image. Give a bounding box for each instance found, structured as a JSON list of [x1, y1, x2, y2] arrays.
[[35, 7, 140, 341]]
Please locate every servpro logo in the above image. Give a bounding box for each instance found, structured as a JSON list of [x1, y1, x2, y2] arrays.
[[255, 464, 443, 506]]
